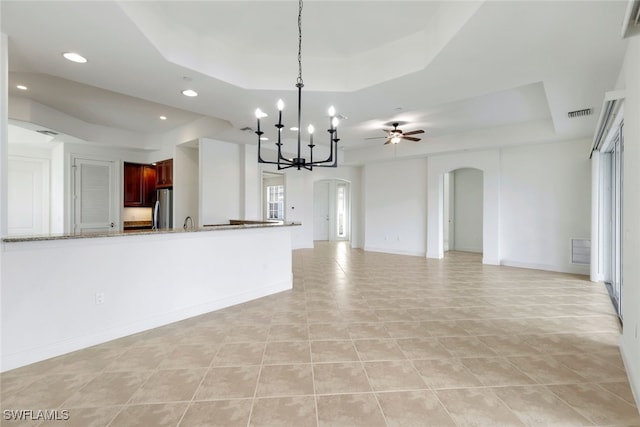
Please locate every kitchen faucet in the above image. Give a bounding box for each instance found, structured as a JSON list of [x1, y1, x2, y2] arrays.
[[183, 216, 194, 231]]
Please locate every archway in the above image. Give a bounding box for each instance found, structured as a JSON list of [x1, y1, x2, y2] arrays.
[[427, 151, 500, 265]]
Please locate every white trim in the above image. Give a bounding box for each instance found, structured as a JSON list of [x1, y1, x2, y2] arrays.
[[592, 91, 625, 154], [364, 245, 425, 257], [501, 259, 589, 275], [621, 0, 640, 39]]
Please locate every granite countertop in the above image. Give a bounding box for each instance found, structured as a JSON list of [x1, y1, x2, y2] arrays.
[[2, 221, 300, 243]]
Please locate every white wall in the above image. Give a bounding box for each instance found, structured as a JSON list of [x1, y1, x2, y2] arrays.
[[241, 144, 261, 220], [50, 143, 64, 233], [501, 139, 591, 274], [1, 226, 294, 371], [452, 168, 483, 252], [199, 138, 241, 225], [618, 35, 640, 406], [363, 158, 428, 256], [359, 144, 590, 272], [175, 143, 199, 227]]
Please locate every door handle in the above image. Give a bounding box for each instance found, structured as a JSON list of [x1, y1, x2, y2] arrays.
[[110, 222, 115, 228]]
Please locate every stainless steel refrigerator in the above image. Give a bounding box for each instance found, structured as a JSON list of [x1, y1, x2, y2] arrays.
[[153, 188, 173, 230]]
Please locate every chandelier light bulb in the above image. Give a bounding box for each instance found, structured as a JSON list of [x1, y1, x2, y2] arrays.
[[277, 99, 285, 111], [328, 106, 336, 117], [255, 108, 267, 118], [332, 117, 339, 128], [308, 124, 315, 134]]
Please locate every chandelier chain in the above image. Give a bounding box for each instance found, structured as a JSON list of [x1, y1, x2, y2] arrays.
[[297, 0, 303, 85]]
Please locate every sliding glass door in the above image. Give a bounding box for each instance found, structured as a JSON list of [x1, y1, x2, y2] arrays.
[[604, 124, 623, 319]]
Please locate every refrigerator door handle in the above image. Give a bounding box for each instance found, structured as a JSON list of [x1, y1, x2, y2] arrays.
[[153, 200, 159, 230]]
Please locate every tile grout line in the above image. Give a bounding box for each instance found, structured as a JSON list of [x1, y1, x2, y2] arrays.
[[174, 343, 223, 427], [245, 339, 268, 427]]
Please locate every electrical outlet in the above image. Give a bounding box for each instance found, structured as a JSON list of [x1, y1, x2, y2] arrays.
[[95, 292, 105, 305]]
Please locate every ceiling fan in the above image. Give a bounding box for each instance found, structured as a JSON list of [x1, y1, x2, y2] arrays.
[[366, 122, 425, 145]]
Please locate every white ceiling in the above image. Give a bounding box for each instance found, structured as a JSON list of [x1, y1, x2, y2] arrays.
[[1, 0, 631, 164]]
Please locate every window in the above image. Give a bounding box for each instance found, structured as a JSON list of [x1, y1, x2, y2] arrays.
[[336, 183, 347, 238], [266, 184, 284, 220]]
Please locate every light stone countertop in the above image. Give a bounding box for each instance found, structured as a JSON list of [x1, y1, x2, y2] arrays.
[[2, 221, 300, 243]]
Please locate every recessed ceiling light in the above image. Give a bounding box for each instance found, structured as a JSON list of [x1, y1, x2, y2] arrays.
[[290, 127, 299, 131], [181, 89, 198, 97], [260, 137, 269, 141], [159, 116, 167, 120], [16, 85, 28, 90], [62, 52, 87, 63]]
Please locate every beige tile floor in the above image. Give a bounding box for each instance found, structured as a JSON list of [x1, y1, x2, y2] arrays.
[[1, 242, 639, 426]]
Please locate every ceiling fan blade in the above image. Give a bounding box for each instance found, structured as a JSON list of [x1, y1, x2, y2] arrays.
[[402, 130, 425, 136], [384, 140, 393, 145], [402, 136, 421, 142], [365, 136, 388, 140]]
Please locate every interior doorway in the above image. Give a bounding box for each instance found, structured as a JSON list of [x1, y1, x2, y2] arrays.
[[7, 156, 50, 236], [72, 157, 118, 233], [443, 168, 483, 253], [314, 179, 350, 241]]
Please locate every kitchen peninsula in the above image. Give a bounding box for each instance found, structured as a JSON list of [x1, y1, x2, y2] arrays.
[[1, 222, 300, 371]]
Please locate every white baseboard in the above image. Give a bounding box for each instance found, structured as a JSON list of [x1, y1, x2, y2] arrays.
[[364, 245, 425, 257], [453, 246, 482, 253], [1, 279, 291, 372], [426, 250, 444, 259], [501, 259, 589, 275], [620, 336, 640, 408]]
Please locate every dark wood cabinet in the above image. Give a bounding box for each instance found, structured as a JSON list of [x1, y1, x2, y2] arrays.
[[124, 162, 156, 207], [155, 159, 173, 188]]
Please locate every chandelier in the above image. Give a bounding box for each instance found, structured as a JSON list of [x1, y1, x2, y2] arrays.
[[254, 0, 340, 171]]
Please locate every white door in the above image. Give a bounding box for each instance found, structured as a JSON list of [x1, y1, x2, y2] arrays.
[[73, 158, 118, 233], [314, 181, 330, 240], [314, 180, 351, 241], [8, 157, 50, 236]]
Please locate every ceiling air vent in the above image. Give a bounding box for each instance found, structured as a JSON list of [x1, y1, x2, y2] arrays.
[[567, 108, 592, 119], [36, 130, 59, 136]]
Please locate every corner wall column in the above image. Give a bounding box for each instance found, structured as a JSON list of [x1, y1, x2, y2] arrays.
[[1, 32, 8, 237]]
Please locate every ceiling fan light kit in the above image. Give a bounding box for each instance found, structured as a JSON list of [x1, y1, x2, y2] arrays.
[[254, 0, 340, 171], [366, 122, 425, 145]]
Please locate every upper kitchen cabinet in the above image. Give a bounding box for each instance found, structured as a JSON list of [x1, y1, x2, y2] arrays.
[[124, 162, 156, 207], [155, 159, 173, 188]]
